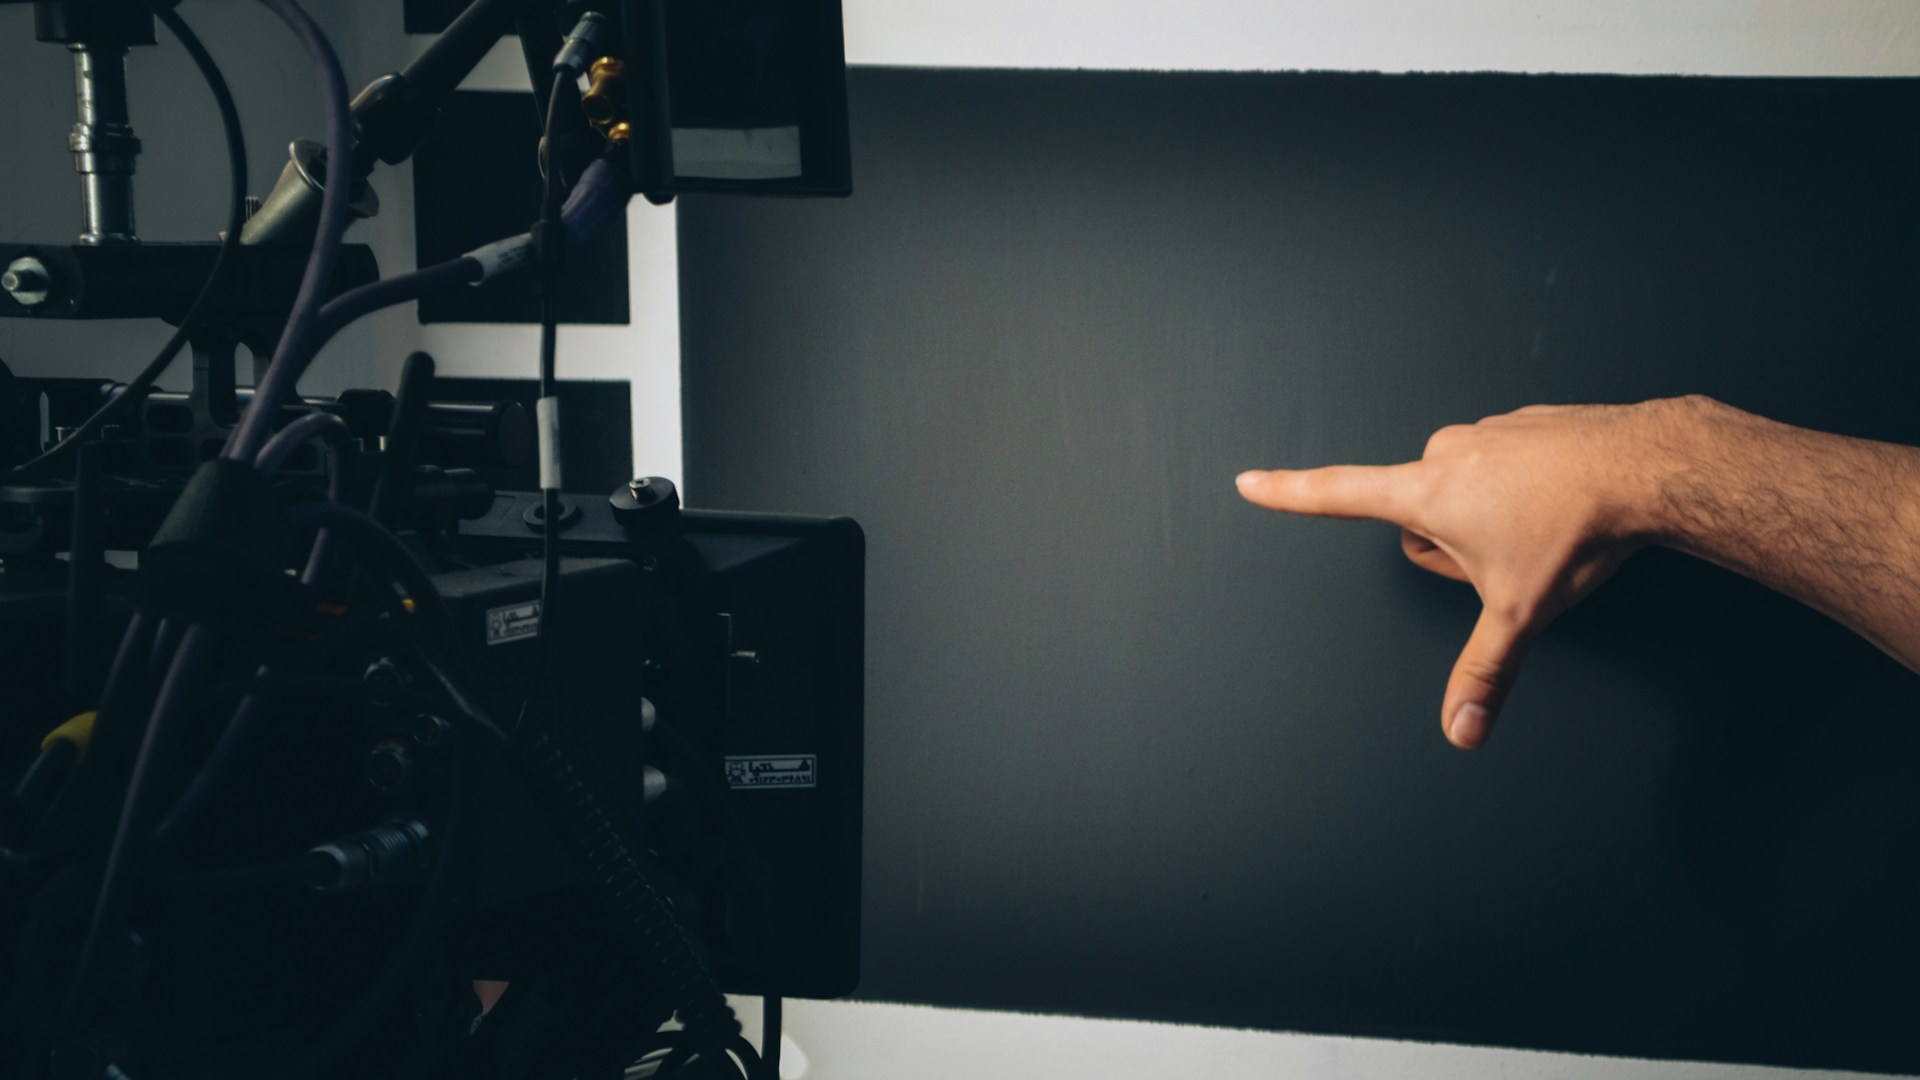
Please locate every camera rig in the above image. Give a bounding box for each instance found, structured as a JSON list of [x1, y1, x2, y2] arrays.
[[0, 3, 861, 1079]]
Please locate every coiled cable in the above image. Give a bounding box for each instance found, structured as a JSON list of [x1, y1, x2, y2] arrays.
[[514, 729, 744, 1064]]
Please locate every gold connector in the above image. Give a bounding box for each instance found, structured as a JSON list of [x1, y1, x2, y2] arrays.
[[606, 121, 633, 145], [582, 56, 626, 126]]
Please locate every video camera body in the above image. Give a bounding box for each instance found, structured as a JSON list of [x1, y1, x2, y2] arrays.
[[0, 2, 860, 1077]]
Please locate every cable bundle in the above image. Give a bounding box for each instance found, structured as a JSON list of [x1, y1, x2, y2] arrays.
[[0, 4, 757, 1078]]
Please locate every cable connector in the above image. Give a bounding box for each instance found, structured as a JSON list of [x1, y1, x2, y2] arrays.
[[466, 231, 533, 283], [553, 11, 612, 75], [303, 818, 432, 892]]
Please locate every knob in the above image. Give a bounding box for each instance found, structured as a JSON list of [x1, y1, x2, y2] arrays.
[[3, 257, 52, 307], [609, 476, 680, 530]]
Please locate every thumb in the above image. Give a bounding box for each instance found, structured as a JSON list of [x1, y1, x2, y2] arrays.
[[1442, 605, 1534, 750]]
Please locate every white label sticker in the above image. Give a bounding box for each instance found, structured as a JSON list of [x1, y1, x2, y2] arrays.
[[485, 600, 541, 645], [724, 754, 817, 790], [671, 125, 804, 180]]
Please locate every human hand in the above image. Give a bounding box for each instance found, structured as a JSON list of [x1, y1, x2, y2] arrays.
[[1236, 398, 1703, 749]]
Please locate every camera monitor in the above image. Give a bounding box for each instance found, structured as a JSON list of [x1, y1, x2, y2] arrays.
[[620, 0, 852, 199]]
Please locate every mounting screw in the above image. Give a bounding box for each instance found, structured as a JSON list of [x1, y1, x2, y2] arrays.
[[3, 257, 52, 307]]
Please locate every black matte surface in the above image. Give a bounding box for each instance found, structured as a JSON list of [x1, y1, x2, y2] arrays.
[[678, 68, 1920, 1073]]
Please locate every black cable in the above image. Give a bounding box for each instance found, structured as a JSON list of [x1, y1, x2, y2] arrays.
[[524, 69, 572, 739], [1, 2, 246, 480], [653, 1035, 760, 1080], [149, 493, 502, 857], [281, 500, 507, 744], [730, 1035, 768, 1080], [26, 612, 158, 857], [195, 670, 488, 732], [154, 729, 478, 1080], [515, 729, 743, 1066], [640, 719, 783, 1080], [262, 728, 475, 1080], [539, 71, 568, 404], [63, 443, 106, 711], [762, 996, 782, 1080], [367, 351, 438, 526], [54, 1, 276, 996], [516, 11, 563, 126], [66, 622, 216, 1015]]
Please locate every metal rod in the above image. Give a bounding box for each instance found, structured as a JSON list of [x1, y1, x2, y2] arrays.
[[70, 43, 141, 245]]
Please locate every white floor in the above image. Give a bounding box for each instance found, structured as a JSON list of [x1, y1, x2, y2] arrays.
[[730, 997, 1905, 1080]]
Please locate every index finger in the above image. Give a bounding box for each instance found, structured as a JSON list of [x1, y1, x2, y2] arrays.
[[1235, 463, 1420, 524]]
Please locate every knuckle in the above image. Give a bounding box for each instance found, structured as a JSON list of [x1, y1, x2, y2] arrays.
[[1401, 467, 1446, 524], [1488, 596, 1531, 628], [1422, 424, 1473, 457], [1456, 655, 1514, 694]]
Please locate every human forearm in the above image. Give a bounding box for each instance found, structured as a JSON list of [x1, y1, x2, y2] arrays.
[[1647, 397, 1920, 672]]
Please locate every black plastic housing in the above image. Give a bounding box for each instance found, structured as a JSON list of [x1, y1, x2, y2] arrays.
[[619, 0, 852, 200], [452, 495, 864, 998]]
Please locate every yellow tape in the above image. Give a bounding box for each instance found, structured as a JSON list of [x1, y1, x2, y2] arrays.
[[41, 710, 98, 763]]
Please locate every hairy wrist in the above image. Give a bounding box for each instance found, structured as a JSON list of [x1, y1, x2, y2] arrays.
[[1610, 394, 1738, 548]]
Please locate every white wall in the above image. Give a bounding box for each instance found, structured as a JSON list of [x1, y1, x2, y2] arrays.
[[841, 0, 1920, 76]]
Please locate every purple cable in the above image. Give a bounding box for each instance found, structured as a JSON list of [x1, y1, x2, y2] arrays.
[[67, 623, 215, 1014], [146, 619, 182, 692], [71, 0, 353, 1014], [562, 156, 624, 237], [274, 166, 623, 385], [151, 415, 352, 848], [309, 256, 484, 357], [273, 155, 624, 388], [94, 612, 156, 733], [226, 0, 355, 465], [255, 409, 353, 486]]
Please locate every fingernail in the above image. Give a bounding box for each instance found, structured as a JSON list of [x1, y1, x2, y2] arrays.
[[1236, 470, 1267, 489], [1450, 703, 1490, 750]]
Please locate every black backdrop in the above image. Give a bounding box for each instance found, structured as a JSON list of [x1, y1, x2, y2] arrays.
[[677, 69, 1920, 1073]]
